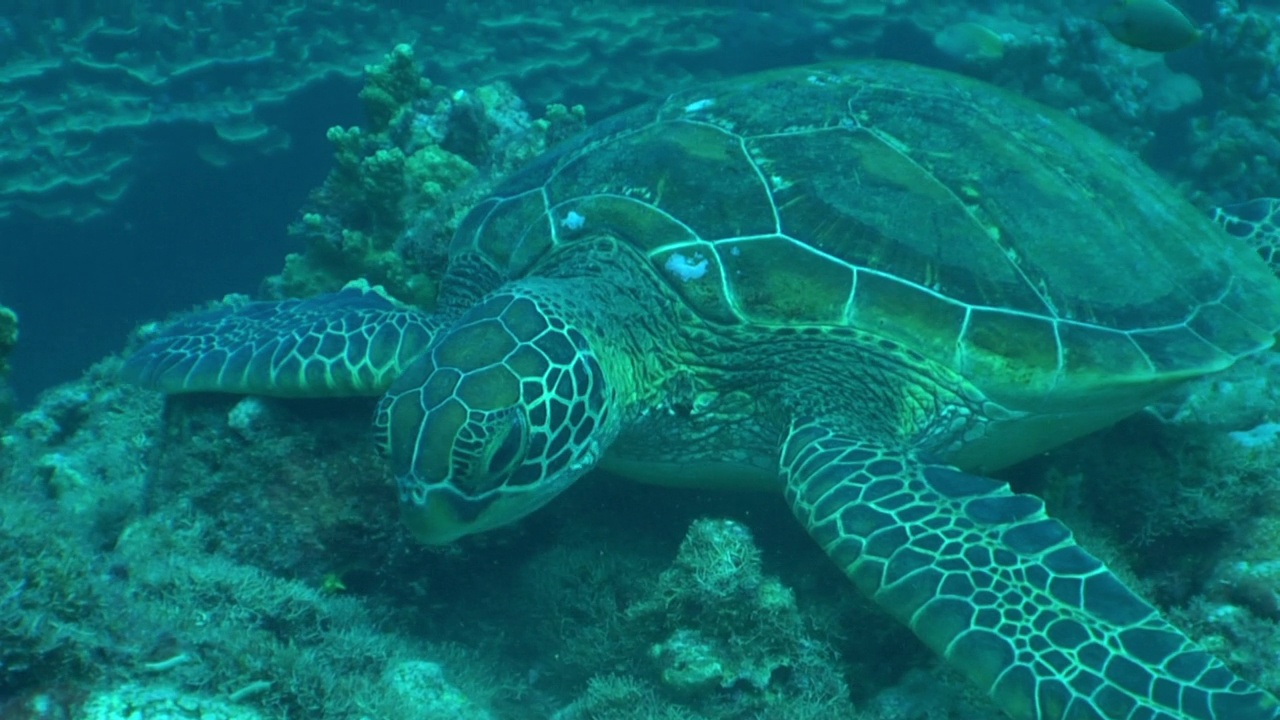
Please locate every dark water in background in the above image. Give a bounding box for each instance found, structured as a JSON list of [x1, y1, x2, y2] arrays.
[[0, 76, 361, 404]]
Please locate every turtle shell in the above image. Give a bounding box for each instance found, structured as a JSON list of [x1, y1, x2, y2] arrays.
[[450, 60, 1280, 413]]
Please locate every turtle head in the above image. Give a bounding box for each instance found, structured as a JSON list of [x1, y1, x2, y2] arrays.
[[376, 290, 615, 544]]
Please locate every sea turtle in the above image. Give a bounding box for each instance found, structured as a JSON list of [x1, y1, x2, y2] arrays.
[[123, 60, 1280, 719]]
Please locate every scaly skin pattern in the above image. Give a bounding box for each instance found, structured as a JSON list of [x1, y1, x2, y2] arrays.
[[374, 281, 624, 544], [121, 281, 441, 397], [781, 420, 1280, 720]]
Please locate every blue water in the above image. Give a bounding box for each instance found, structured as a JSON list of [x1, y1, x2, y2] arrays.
[[1, 78, 358, 403]]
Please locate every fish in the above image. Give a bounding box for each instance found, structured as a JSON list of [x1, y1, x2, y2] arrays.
[[1100, 0, 1200, 52], [933, 22, 1006, 63]]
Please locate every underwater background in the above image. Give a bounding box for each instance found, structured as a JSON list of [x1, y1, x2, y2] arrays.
[[2, 0, 1280, 718]]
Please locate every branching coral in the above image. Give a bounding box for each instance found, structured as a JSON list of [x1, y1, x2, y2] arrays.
[[274, 44, 584, 309]]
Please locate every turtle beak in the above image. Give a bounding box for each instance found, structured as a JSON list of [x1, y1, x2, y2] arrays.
[[397, 477, 572, 545], [399, 489, 480, 545]]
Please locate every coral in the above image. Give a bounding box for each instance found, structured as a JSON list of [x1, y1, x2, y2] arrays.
[[0, 477, 116, 696], [0, 360, 156, 695], [4, 683, 267, 720], [1200, 1, 1280, 116], [77, 684, 265, 720], [380, 660, 494, 720], [1012, 350, 1273, 579], [1144, 5, 1280, 204], [553, 674, 688, 720], [107, 520, 492, 719], [1176, 1, 1280, 204], [1172, 596, 1280, 702], [1214, 560, 1280, 622], [1058, 414, 1277, 550], [514, 530, 661, 687], [937, 4, 1280, 206], [3, 358, 157, 541], [0, 362, 505, 718], [625, 519, 851, 714], [136, 389, 397, 576], [983, 19, 1154, 144], [274, 45, 573, 308], [1185, 113, 1280, 208], [0, 0, 432, 221], [359, 44, 436, 135], [225, 396, 273, 439]]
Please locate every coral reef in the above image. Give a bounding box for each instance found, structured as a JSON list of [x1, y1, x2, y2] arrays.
[[0, 360, 159, 695], [627, 519, 842, 702], [6, 0, 1280, 221], [553, 674, 678, 720], [77, 685, 264, 720], [891, 3, 1280, 207], [382, 660, 494, 720], [1, 683, 269, 720], [540, 512, 995, 719], [578, 518, 857, 718], [1168, 2, 1280, 206], [0, 0, 420, 221], [0, 362, 980, 719], [0, 358, 506, 719], [513, 528, 662, 690], [273, 44, 586, 307]]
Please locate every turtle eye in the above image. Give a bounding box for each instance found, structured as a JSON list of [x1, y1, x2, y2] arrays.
[[449, 407, 527, 495], [485, 408, 528, 478]]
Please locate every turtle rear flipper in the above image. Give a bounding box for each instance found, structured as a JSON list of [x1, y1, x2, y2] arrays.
[[781, 420, 1280, 720], [1213, 198, 1280, 272], [122, 281, 440, 397]]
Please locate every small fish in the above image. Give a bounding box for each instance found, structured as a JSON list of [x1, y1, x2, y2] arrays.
[[1100, 0, 1200, 52], [933, 22, 1006, 62]]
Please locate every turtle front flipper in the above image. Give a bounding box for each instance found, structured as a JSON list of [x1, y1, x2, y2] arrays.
[[122, 281, 441, 397], [1213, 197, 1280, 272], [780, 420, 1280, 720]]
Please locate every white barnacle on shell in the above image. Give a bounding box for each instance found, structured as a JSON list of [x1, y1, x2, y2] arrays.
[[560, 210, 586, 230], [664, 251, 709, 282], [683, 98, 716, 114]]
